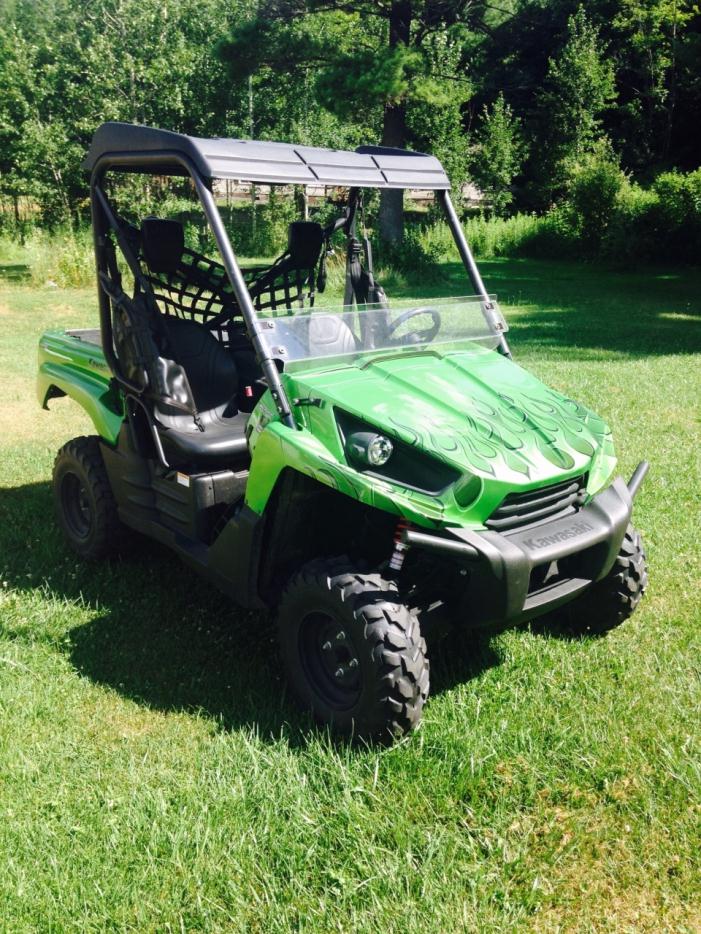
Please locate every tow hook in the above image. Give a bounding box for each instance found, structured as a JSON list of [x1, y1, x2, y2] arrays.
[[627, 461, 649, 499]]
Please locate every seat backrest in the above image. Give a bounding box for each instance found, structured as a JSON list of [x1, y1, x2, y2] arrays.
[[307, 315, 357, 357], [160, 316, 238, 415], [287, 221, 325, 269], [141, 217, 184, 273], [247, 221, 325, 312], [139, 217, 327, 360], [111, 291, 201, 419], [139, 217, 242, 341]]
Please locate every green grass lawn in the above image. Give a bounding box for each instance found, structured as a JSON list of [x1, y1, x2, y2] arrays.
[[1, 259, 700, 932]]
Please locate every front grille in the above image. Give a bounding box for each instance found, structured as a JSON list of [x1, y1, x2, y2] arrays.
[[486, 475, 587, 533]]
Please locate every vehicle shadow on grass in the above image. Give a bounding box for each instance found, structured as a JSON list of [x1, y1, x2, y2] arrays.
[[0, 480, 500, 743], [390, 259, 701, 358]]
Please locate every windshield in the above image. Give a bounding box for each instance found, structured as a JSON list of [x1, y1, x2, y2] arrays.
[[258, 295, 508, 369]]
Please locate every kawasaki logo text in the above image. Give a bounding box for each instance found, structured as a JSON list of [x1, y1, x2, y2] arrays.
[[523, 521, 593, 550]]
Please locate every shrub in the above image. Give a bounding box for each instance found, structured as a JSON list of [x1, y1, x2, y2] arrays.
[[649, 170, 701, 262], [603, 183, 659, 263], [51, 230, 96, 287], [373, 226, 446, 282], [416, 221, 458, 263], [560, 147, 627, 253], [653, 170, 701, 226], [601, 169, 701, 264], [218, 192, 297, 259], [462, 213, 560, 259], [12, 227, 96, 287]]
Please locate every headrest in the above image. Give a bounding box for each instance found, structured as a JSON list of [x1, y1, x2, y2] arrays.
[[287, 221, 324, 269], [140, 217, 184, 274]]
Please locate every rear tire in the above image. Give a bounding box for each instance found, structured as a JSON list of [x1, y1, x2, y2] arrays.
[[563, 524, 648, 636], [277, 557, 429, 741], [53, 435, 126, 560]]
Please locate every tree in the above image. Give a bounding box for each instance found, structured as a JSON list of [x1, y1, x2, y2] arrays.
[[534, 6, 616, 204], [0, 27, 35, 224], [610, 0, 696, 166], [217, 1, 479, 244], [471, 92, 523, 216], [0, 0, 248, 224], [2, 0, 699, 232]]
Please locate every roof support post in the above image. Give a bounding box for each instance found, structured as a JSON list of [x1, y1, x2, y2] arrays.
[[343, 188, 360, 307], [192, 174, 296, 430], [437, 190, 512, 358], [89, 167, 143, 393], [89, 169, 113, 367]]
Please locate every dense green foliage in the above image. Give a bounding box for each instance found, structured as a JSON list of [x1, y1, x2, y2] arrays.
[[470, 93, 523, 217], [0, 0, 700, 259], [1, 263, 700, 929], [532, 8, 616, 204]]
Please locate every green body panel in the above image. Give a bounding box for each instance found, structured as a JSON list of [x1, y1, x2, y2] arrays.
[[246, 344, 616, 530], [39, 328, 616, 533], [246, 407, 450, 527], [37, 331, 123, 444]]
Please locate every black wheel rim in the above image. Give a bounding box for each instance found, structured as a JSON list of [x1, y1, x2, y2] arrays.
[[298, 612, 362, 711], [60, 471, 93, 540]]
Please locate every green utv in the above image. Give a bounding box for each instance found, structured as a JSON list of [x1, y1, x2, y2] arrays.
[[39, 123, 649, 740]]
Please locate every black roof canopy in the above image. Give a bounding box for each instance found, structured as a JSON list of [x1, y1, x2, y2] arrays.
[[84, 122, 451, 189]]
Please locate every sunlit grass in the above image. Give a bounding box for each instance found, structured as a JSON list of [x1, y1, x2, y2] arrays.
[[0, 260, 699, 931]]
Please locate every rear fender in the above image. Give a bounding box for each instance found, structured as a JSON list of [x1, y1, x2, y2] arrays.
[[37, 334, 123, 443]]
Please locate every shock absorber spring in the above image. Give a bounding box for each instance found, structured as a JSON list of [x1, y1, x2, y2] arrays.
[[389, 519, 410, 573]]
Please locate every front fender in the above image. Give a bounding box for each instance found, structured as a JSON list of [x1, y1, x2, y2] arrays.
[[244, 420, 448, 527]]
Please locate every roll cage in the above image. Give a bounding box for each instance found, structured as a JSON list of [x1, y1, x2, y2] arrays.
[[86, 121, 510, 432]]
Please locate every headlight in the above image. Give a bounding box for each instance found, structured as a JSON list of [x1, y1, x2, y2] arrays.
[[347, 431, 394, 467], [336, 410, 460, 494]]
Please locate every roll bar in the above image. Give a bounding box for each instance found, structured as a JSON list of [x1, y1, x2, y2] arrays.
[[437, 190, 511, 358], [89, 152, 509, 434], [89, 151, 295, 429]]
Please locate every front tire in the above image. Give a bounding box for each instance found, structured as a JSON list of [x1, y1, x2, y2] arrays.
[[277, 557, 429, 741], [53, 435, 125, 560], [563, 524, 648, 636]]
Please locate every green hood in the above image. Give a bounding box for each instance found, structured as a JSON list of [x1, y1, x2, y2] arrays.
[[289, 347, 616, 492]]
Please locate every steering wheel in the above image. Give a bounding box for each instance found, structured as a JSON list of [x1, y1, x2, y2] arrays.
[[386, 306, 441, 345]]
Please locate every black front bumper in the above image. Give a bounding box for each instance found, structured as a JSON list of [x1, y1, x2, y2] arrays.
[[405, 465, 647, 627]]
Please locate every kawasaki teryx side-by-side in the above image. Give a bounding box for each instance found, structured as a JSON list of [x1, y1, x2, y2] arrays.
[[39, 122, 648, 740]]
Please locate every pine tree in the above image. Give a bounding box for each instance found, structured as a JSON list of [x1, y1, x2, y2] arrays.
[[217, 1, 478, 245]]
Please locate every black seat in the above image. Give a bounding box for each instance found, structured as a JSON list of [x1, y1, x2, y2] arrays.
[[157, 410, 249, 467], [139, 219, 250, 468], [154, 317, 250, 468]]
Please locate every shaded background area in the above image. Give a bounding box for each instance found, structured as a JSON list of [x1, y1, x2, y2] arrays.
[[393, 258, 701, 359]]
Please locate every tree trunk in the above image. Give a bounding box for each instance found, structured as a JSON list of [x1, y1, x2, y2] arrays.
[[378, 0, 412, 246], [13, 195, 25, 244], [295, 185, 309, 221], [379, 102, 407, 245]]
